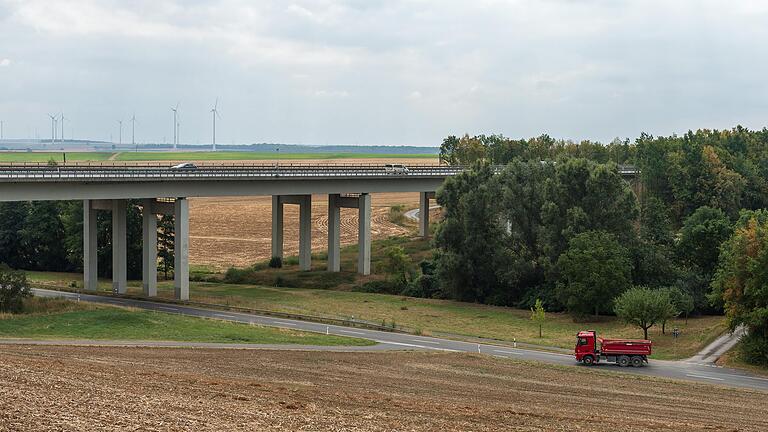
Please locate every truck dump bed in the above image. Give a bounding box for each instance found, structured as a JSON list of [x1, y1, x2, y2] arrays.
[[598, 338, 652, 356]]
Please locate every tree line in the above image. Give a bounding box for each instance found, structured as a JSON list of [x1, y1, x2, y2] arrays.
[[0, 201, 175, 280], [433, 126, 768, 365]]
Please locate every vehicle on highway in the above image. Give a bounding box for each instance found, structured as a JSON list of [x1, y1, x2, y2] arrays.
[[384, 163, 409, 174], [170, 162, 198, 170], [575, 330, 652, 367]]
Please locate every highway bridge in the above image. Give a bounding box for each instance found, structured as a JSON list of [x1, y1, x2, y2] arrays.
[[0, 163, 459, 301], [0, 162, 639, 302]]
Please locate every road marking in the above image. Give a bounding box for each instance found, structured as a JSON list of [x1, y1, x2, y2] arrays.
[[339, 330, 366, 335], [494, 349, 521, 355], [411, 339, 441, 345], [686, 373, 724, 381], [214, 313, 237, 319], [157, 306, 178, 312]]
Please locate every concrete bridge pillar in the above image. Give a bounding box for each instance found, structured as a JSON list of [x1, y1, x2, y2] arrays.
[[141, 199, 158, 297], [358, 193, 371, 275], [272, 194, 312, 271], [327, 194, 341, 272], [174, 197, 190, 301], [111, 199, 128, 294], [326, 193, 371, 275], [83, 200, 98, 291], [419, 191, 435, 238]]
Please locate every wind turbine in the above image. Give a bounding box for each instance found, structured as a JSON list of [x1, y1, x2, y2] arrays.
[[211, 98, 221, 151], [60, 112, 65, 142], [171, 103, 179, 150], [131, 114, 137, 150], [48, 114, 57, 144], [118, 119, 123, 146]]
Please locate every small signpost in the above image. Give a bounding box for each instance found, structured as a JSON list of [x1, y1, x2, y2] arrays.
[[672, 327, 680, 357]]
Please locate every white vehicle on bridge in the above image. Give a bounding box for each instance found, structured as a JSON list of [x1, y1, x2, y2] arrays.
[[384, 163, 409, 174], [171, 162, 198, 170]]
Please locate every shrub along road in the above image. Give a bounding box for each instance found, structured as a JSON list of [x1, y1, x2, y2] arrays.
[[27, 288, 768, 392]]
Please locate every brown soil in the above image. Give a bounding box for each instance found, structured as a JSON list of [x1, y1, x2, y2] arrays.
[[189, 193, 421, 269], [1, 346, 765, 431]]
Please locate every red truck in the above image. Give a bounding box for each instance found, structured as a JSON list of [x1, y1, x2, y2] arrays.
[[575, 330, 652, 367]]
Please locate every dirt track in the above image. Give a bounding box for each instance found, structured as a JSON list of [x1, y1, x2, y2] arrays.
[[189, 193, 420, 269], [1, 346, 766, 431]]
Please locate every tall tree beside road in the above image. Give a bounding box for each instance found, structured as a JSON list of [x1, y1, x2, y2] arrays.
[[556, 231, 632, 318], [157, 215, 175, 279], [540, 158, 638, 264], [677, 206, 732, 275], [20, 201, 67, 271], [711, 210, 768, 366], [435, 163, 513, 304], [614, 286, 677, 340], [0, 202, 29, 269], [0, 265, 30, 313]]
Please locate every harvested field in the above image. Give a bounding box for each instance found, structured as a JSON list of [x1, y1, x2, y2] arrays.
[[189, 192, 423, 269], [1, 346, 766, 431]]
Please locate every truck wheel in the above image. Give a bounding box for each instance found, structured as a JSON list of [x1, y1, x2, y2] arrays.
[[582, 355, 595, 366], [631, 356, 643, 367], [618, 355, 630, 367]]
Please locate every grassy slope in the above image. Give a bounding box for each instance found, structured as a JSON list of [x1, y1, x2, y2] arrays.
[[114, 151, 437, 161], [0, 298, 372, 346], [0, 152, 113, 162], [28, 270, 724, 359]]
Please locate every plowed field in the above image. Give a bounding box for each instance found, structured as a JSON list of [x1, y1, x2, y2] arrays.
[[1, 346, 766, 431], [189, 192, 420, 269]]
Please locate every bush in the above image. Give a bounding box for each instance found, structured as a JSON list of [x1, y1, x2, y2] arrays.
[[354, 280, 401, 295], [0, 265, 31, 313], [401, 274, 440, 298], [269, 256, 283, 269], [223, 267, 249, 284], [388, 205, 407, 225]]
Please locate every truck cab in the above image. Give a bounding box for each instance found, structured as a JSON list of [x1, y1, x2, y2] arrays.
[[575, 330, 651, 367], [575, 330, 599, 365]]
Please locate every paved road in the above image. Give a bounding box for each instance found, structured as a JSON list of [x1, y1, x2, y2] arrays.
[[29, 288, 768, 392]]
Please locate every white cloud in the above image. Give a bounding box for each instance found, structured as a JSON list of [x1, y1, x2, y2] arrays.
[[0, 0, 767, 145]]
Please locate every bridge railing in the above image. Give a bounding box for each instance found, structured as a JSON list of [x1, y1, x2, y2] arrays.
[[0, 163, 468, 181]]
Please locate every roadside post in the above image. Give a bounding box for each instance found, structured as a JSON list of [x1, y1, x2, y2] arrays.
[[672, 327, 680, 357]]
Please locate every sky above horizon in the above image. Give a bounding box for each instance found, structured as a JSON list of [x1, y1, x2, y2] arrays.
[[1, 0, 767, 146]]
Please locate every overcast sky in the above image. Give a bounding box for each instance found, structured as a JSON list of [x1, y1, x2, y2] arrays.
[[1, 0, 767, 146]]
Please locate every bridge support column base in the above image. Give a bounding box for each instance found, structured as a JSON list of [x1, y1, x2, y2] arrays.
[[83, 200, 98, 291], [327, 194, 341, 272], [174, 197, 189, 301], [142, 199, 158, 297], [112, 199, 127, 294], [419, 191, 435, 238], [357, 193, 371, 275]]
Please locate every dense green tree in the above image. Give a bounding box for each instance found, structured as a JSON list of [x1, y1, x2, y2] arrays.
[[0, 265, 30, 313], [435, 163, 513, 304], [60, 201, 83, 271], [0, 202, 29, 269], [382, 246, 413, 291], [556, 231, 632, 318], [541, 158, 638, 263], [157, 214, 175, 279], [614, 286, 677, 340], [711, 210, 768, 366], [640, 196, 674, 247], [20, 201, 67, 271], [677, 206, 732, 275]]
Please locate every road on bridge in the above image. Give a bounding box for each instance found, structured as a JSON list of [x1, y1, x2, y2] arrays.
[[29, 288, 768, 392]]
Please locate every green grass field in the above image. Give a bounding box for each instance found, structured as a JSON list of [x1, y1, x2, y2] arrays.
[[0, 297, 372, 346], [27, 271, 725, 360], [0, 152, 113, 162], [113, 151, 438, 161]]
